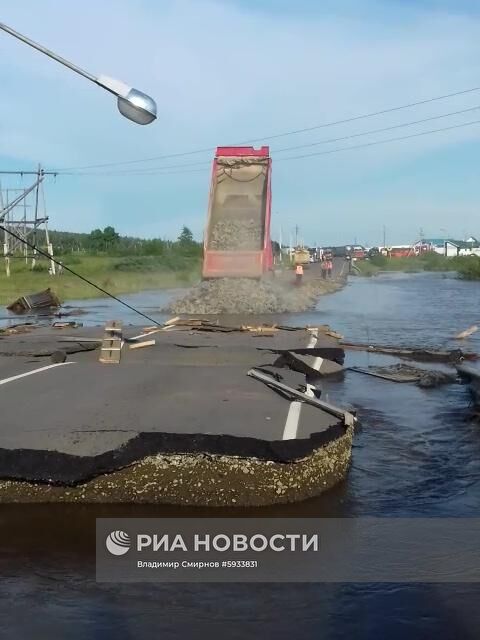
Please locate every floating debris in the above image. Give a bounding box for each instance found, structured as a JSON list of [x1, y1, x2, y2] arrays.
[[7, 288, 60, 314], [350, 364, 456, 388], [341, 341, 476, 363], [454, 325, 478, 340], [52, 321, 83, 329]]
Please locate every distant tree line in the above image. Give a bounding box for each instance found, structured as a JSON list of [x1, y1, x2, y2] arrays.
[[49, 226, 202, 258]]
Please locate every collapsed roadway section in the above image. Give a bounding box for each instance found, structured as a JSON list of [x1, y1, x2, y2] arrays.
[[0, 321, 355, 506]]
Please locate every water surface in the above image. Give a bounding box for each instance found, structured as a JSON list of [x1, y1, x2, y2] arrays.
[[1, 272, 480, 639]]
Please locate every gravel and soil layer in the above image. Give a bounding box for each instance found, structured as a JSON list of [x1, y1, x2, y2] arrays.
[[170, 275, 342, 315]]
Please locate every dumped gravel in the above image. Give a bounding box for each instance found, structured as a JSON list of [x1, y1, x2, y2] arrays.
[[208, 219, 262, 251], [170, 277, 339, 314]]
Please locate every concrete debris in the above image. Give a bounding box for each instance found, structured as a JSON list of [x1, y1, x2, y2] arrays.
[[351, 364, 456, 388], [52, 321, 83, 329], [0, 323, 36, 336], [209, 219, 262, 251], [341, 342, 477, 363], [170, 277, 339, 315], [51, 350, 67, 364], [326, 329, 344, 340], [54, 308, 88, 317], [274, 351, 344, 378]]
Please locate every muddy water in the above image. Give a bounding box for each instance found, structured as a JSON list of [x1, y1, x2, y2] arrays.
[[1, 272, 480, 638]]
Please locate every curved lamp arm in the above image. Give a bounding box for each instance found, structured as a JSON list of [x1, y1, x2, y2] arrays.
[[0, 21, 157, 125]]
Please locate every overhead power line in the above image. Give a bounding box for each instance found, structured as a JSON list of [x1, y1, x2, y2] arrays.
[[0, 224, 163, 327], [58, 117, 480, 177], [65, 103, 480, 176], [51, 84, 480, 172], [277, 117, 480, 161], [273, 104, 480, 154]]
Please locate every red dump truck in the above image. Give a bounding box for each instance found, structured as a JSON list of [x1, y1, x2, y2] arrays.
[[202, 146, 273, 279]]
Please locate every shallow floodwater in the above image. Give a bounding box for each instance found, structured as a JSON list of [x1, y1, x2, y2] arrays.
[[1, 272, 480, 638]]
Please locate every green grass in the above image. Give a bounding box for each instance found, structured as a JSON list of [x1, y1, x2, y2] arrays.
[[354, 253, 480, 279], [453, 255, 480, 279], [0, 255, 201, 305]]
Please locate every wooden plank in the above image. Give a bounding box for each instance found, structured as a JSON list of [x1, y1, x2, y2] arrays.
[[129, 340, 156, 350], [164, 316, 180, 326], [105, 321, 123, 332], [241, 325, 279, 333], [99, 320, 122, 364]]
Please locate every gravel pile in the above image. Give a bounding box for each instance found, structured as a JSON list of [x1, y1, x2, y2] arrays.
[[169, 277, 337, 315], [209, 219, 262, 251]]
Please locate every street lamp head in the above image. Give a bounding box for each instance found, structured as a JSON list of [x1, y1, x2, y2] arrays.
[[117, 88, 157, 125]]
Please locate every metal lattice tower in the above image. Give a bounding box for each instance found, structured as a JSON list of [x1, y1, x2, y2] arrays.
[[0, 167, 56, 277]]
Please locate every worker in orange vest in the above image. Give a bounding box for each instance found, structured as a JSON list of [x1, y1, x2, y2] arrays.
[[327, 258, 333, 278], [295, 263, 304, 285]]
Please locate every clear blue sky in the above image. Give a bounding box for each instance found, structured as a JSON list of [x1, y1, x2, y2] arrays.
[[1, 0, 479, 246]]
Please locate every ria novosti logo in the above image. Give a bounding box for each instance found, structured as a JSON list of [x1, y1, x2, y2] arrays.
[[106, 530, 131, 556]]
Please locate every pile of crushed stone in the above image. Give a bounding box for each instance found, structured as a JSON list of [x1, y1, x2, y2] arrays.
[[169, 277, 338, 315], [209, 219, 262, 251]]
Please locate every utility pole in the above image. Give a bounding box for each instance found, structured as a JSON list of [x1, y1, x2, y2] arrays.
[[383, 225, 386, 248], [32, 164, 41, 269], [294, 225, 299, 247], [0, 168, 55, 276], [279, 225, 283, 264]]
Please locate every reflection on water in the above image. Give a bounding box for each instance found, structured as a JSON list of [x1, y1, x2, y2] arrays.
[[1, 272, 480, 638]]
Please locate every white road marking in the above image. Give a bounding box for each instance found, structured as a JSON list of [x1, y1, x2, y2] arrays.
[[283, 401, 302, 440], [282, 328, 323, 440], [0, 362, 74, 387]]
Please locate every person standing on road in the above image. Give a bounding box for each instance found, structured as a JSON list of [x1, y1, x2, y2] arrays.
[[295, 263, 304, 285], [321, 256, 328, 279], [345, 253, 352, 274], [327, 258, 333, 278]]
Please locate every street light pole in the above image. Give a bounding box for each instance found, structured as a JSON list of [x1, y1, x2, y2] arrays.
[[0, 21, 157, 125]]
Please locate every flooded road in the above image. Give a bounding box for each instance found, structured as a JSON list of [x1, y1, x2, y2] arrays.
[[1, 272, 480, 638]]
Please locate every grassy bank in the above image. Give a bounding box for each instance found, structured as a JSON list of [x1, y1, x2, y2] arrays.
[[354, 253, 480, 280], [0, 255, 201, 306]]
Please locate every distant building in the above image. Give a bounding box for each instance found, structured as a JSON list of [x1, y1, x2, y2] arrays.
[[444, 239, 480, 257], [415, 238, 445, 255], [413, 236, 480, 257]]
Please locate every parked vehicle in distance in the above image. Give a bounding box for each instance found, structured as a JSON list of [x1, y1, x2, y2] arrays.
[[389, 246, 413, 258], [351, 246, 366, 260], [293, 247, 310, 266], [330, 246, 348, 257]]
